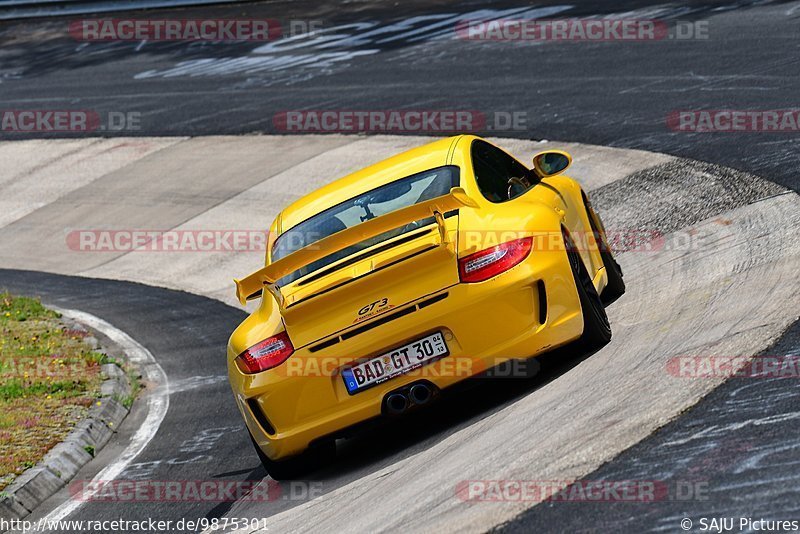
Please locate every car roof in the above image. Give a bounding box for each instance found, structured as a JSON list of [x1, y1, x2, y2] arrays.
[[277, 136, 462, 233]]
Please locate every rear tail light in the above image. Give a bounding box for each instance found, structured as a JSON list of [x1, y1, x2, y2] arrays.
[[235, 331, 294, 374], [458, 237, 533, 283]]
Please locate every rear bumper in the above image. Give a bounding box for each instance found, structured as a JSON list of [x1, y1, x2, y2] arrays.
[[228, 247, 584, 460]]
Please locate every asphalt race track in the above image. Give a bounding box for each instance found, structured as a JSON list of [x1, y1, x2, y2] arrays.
[[0, 136, 798, 532], [499, 319, 800, 532], [1, 0, 799, 532], [1, 0, 799, 191]]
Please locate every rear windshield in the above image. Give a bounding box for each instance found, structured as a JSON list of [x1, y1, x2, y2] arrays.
[[272, 165, 459, 285]]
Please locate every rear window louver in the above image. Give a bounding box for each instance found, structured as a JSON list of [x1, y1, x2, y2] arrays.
[[286, 243, 438, 309], [297, 227, 434, 287]]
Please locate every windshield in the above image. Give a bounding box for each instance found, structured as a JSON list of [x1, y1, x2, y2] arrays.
[[272, 165, 459, 285]]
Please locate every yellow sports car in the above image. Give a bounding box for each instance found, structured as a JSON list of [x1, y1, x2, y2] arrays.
[[228, 135, 624, 478]]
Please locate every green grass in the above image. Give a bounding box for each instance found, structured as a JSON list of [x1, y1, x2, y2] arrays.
[[116, 368, 142, 410], [0, 378, 89, 400], [1, 293, 58, 323], [0, 292, 108, 491]]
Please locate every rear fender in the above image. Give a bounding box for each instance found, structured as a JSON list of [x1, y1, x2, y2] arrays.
[[227, 299, 283, 363], [457, 201, 563, 257]]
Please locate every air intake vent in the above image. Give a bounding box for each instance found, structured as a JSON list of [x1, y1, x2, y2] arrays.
[[247, 398, 276, 435], [537, 280, 547, 324]]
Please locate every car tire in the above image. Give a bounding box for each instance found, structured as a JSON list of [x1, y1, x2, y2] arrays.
[[248, 432, 335, 481], [564, 231, 612, 350]]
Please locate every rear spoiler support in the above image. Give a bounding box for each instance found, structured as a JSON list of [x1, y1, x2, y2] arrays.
[[234, 187, 478, 306], [433, 210, 448, 245]]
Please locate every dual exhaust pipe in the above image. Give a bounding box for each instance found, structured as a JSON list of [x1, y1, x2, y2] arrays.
[[384, 382, 436, 415]]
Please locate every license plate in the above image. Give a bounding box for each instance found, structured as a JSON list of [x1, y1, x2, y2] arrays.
[[342, 332, 448, 394]]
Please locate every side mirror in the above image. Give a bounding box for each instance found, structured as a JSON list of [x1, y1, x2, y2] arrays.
[[532, 150, 572, 177]]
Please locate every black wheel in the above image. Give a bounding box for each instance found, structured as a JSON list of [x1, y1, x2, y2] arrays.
[[564, 231, 612, 350], [583, 198, 625, 304], [248, 431, 335, 481]]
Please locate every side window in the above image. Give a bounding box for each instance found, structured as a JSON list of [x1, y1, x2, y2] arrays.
[[471, 140, 532, 203]]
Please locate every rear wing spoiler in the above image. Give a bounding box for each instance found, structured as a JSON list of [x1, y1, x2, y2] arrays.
[[234, 187, 478, 306]]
